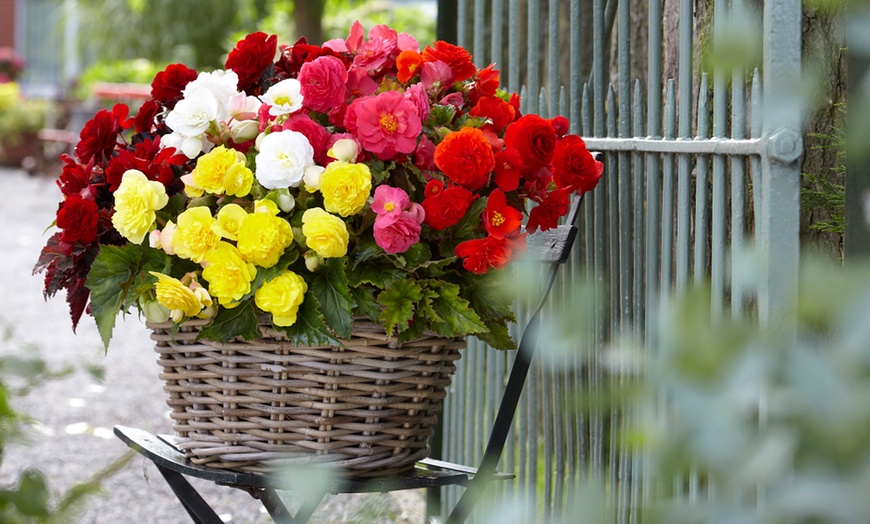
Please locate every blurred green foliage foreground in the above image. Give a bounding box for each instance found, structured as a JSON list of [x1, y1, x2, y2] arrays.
[[0, 323, 131, 523]]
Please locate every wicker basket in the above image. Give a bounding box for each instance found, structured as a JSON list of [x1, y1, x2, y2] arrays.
[[149, 318, 464, 477]]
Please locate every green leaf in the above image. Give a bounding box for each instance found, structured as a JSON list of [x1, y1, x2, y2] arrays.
[[439, 196, 487, 257], [426, 104, 457, 128], [348, 262, 406, 289], [352, 237, 385, 269], [309, 259, 355, 339], [422, 279, 488, 337], [278, 293, 341, 346], [475, 320, 517, 350], [350, 286, 382, 321], [198, 300, 260, 343], [402, 242, 432, 269], [378, 280, 423, 335], [460, 271, 517, 323], [86, 244, 167, 349]]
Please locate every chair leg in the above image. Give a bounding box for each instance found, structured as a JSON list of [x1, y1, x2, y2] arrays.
[[259, 488, 324, 524], [155, 464, 223, 524]]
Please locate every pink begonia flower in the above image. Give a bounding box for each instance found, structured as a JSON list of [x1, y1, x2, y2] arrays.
[[406, 202, 425, 224], [353, 37, 396, 75], [349, 91, 422, 160], [346, 66, 379, 98], [371, 185, 411, 216], [346, 20, 365, 52], [397, 33, 420, 52], [299, 56, 348, 113], [281, 113, 332, 165], [440, 92, 466, 111], [421, 60, 455, 90], [322, 38, 348, 53], [404, 83, 431, 122], [373, 210, 424, 254], [413, 135, 437, 171]]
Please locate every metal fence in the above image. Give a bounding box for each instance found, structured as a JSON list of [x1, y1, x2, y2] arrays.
[[437, 0, 803, 521]]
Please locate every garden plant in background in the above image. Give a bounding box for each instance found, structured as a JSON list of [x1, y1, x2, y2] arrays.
[[33, 21, 602, 351]]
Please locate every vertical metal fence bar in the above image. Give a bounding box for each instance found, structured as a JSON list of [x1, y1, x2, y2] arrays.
[[527, 0, 540, 115], [548, 0, 560, 117], [711, 0, 728, 319], [508, 0, 520, 94], [473, 0, 485, 68], [570, 0, 582, 134], [645, 0, 663, 345], [491, 0, 503, 69], [631, 79, 645, 520], [694, 74, 711, 286], [675, 0, 694, 294], [661, 80, 677, 299], [457, 0, 468, 49], [606, 84, 620, 519], [751, 70, 763, 246], [617, 0, 632, 331], [730, 40, 747, 319]]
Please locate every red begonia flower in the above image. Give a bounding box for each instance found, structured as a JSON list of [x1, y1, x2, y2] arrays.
[[150, 63, 197, 109], [552, 135, 603, 194], [527, 187, 572, 233], [57, 193, 99, 245], [493, 147, 525, 192], [421, 179, 474, 230], [484, 189, 523, 239], [434, 126, 495, 191], [226, 32, 278, 93], [469, 95, 517, 133], [503, 114, 557, 171], [75, 104, 133, 166], [454, 234, 526, 274]]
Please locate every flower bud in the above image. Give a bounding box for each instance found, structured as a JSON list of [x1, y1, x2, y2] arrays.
[[140, 298, 171, 323], [230, 119, 260, 142], [198, 305, 217, 319], [276, 189, 295, 213], [304, 251, 324, 272]]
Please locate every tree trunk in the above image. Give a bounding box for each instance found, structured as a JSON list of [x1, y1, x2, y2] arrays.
[[294, 0, 325, 44]]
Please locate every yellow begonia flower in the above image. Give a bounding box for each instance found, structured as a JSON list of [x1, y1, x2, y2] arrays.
[[172, 206, 221, 263], [201, 242, 257, 307], [254, 270, 308, 327], [191, 146, 253, 196], [112, 169, 169, 244], [149, 272, 203, 322], [301, 208, 349, 259], [237, 212, 294, 268], [319, 161, 372, 217], [254, 198, 280, 215], [212, 204, 248, 241]]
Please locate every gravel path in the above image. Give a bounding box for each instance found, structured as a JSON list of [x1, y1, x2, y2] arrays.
[[0, 168, 426, 523]]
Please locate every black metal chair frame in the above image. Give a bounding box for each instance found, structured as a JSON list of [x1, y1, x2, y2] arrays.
[[115, 158, 594, 523]]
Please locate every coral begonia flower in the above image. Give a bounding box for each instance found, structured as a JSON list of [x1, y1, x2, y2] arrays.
[[484, 189, 523, 239], [454, 234, 526, 274], [493, 147, 525, 192], [396, 50, 423, 83]]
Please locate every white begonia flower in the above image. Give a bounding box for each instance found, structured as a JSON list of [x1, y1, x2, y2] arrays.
[[255, 130, 315, 189], [303, 165, 325, 191], [261, 78, 304, 116], [184, 70, 241, 122], [165, 86, 218, 137], [328, 139, 359, 163], [162, 130, 213, 159]]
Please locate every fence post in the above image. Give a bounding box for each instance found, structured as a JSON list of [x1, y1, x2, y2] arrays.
[[844, 4, 870, 260], [759, 0, 802, 332]]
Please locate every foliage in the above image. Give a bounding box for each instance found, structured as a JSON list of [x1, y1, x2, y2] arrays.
[[0, 83, 50, 145], [73, 59, 165, 102], [0, 321, 133, 522], [801, 103, 846, 237]]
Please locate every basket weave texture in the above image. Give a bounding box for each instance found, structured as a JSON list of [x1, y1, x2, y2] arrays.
[[149, 318, 465, 477]]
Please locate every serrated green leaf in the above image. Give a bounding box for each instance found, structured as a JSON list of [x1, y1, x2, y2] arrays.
[[198, 301, 260, 342], [86, 244, 167, 349], [278, 293, 341, 346], [378, 280, 423, 335], [350, 286, 382, 321], [475, 321, 517, 350], [353, 237, 386, 269], [348, 262, 406, 289], [422, 280, 488, 337], [310, 259, 355, 339], [402, 242, 432, 269], [461, 271, 517, 323]]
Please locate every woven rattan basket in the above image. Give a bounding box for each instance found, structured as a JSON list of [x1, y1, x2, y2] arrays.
[[149, 318, 464, 477]]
